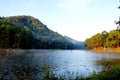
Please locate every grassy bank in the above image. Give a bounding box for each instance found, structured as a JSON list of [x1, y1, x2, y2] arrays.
[[85, 58, 120, 80], [86, 65, 120, 80]]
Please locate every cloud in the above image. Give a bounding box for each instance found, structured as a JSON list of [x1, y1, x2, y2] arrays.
[[57, 0, 98, 10]]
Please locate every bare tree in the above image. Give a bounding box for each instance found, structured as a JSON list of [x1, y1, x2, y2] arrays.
[[115, 0, 120, 30], [115, 17, 120, 30]]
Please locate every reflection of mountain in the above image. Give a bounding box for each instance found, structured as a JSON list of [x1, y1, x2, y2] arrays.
[[0, 15, 85, 49]]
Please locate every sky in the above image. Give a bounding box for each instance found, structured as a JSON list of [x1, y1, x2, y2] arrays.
[[0, 0, 120, 41]]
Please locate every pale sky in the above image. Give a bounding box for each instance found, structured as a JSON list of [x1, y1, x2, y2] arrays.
[[0, 0, 120, 41]]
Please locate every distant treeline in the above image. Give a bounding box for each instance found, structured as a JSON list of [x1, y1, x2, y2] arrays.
[[85, 30, 120, 49], [0, 16, 85, 49]]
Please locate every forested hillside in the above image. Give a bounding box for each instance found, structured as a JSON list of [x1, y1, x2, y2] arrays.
[[0, 15, 85, 49], [85, 30, 120, 49]]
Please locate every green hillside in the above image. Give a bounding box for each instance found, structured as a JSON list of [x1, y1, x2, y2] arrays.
[[85, 30, 120, 49], [0, 15, 85, 49]]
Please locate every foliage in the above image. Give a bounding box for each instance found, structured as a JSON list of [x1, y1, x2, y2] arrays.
[[85, 30, 120, 49], [89, 65, 120, 80], [88, 58, 120, 80], [0, 19, 33, 49], [0, 16, 85, 49], [76, 59, 120, 80]]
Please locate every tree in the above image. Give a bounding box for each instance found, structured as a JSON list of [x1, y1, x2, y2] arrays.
[[21, 26, 33, 49], [115, 0, 120, 30]]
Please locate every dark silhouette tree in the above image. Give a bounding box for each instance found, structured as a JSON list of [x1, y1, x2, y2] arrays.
[[115, 0, 120, 30], [115, 18, 120, 30]]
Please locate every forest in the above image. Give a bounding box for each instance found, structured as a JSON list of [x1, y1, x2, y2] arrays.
[[0, 16, 85, 49], [85, 30, 120, 49]]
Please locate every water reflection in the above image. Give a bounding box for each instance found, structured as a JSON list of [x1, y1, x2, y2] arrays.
[[0, 49, 7, 59], [96, 58, 120, 70], [0, 50, 120, 79], [0, 53, 42, 79]]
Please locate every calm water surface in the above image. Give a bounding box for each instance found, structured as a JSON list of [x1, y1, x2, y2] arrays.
[[0, 50, 120, 79]]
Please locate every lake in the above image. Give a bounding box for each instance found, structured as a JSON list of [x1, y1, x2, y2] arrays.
[[0, 50, 120, 79]]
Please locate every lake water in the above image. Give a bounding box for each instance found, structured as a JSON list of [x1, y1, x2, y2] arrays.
[[0, 50, 120, 79]]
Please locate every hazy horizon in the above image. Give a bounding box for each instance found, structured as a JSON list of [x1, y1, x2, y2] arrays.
[[0, 0, 119, 41]]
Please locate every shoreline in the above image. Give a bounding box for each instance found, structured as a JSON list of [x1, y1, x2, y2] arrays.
[[90, 47, 120, 53]]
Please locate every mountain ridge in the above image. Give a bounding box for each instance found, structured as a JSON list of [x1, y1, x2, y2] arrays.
[[0, 15, 85, 49]]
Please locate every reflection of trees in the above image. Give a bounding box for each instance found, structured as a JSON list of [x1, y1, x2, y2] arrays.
[[0, 53, 57, 80], [0, 54, 42, 79], [0, 49, 6, 60], [96, 58, 120, 70]]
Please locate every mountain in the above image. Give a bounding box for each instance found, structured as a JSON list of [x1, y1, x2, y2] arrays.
[[0, 15, 85, 49], [64, 36, 86, 49]]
